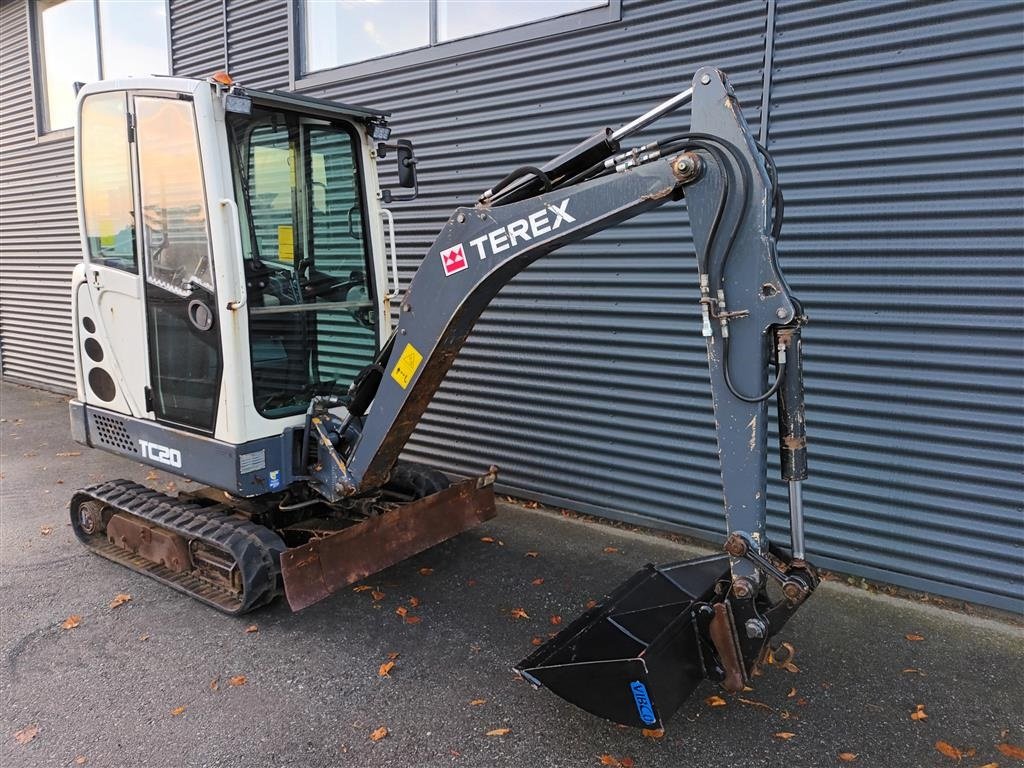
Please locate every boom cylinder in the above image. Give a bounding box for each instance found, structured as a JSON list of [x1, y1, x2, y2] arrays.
[[776, 323, 807, 560]]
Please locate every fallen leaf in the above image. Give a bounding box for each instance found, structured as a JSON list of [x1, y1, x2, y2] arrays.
[[902, 667, 925, 675], [585, 600, 598, 609], [371, 590, 385, 601], [13, 724, 39, 744], [74, 756, 87, 765], [976, 763, 998, 768], [998, 742, 1024, 759], [409, 597, 421, 607], [405, 616, 421, 625], [742, 685, 754, 692], [620, 759, 634, 768], [510, 607, 530, 620], [396, 606, 408, 617], [245, 625, 258, 634], [170, 706, 186, 717], [787, 687, 797, 698], [352, 585, 373, 592], [145, 471, 159, 481], [469, 699, 486, 706], [486, 728, 511, 737], [480, 537, 496, 544], [379, 661, 395, 677], [906, 633, 925, 641], [525, 551, 539, 558], [838, 753, 857, 762], [56, 451, 81, 457], [641, 728, 665, 740], [780, 661, 801, 673], [40, 525, 53, 536], [228, 675, 247, 687], [139, 634, 150, 642], [602, 547, 619, 554], [738, 697, 774, 712], [774, 732, 796, 740], [599, 758, 619, 767], [370, 726, 388, 742], [523, 500, 539, 509], [550, 615, 562, 626], [61, 615, 81, 630], [387, 651, 400, 660], [531, 636, 543, 646], [531, 578, 544, 586], [910, 704, 928, 721], [418, 567, 433, 576], [210, 678, 219, 691], [935, 740, 962, 760], [109, 593, 132, 609], [705, 695, 727, 707]]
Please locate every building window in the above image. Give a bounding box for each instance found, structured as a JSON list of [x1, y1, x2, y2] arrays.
[[302, 0, 609, 76], [34, 0, 170, 133]]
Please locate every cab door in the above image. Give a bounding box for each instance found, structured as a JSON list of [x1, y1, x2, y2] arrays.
[[133, 94, 222, 433]]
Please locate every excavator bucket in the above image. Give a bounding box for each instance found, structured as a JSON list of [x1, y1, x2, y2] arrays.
[[515, 554, 732, 729]]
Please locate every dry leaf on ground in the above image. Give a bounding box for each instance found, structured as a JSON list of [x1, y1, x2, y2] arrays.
[[379, 661, 395, 677], [228, 675, 247, 687], [56, 451, 81, 457], [480, 537, 496, 544], [977, 764, 998, 768], [602, 547, 619, 554], [418, 567, 433, 575], [838, 753, 857, 762], [139, 634, 150, 642], [396, 606, 408, 617], [409, 597, 420, 607], [13, 724, 39, 745], [353, 585, 373, 592], [245, 625, 258, 633], [705, 695, 727, 707], [510, 608, 530, 620], [486, 728, 511, 737], [109, 593, 131, 609], [774, 732, 796, 740], [787, 687, 797, 698], [469, 699, 486, 706], [905, 633, 925, 641], [531, 578, 544, 586], [61, 615, 81, 630], [531, 636, 543, 646], [170, 706, 186, 717], [525, 551, 539, 558], [387, 651, 400, 660], [902, 668, 925, 675], [910, 704, 928, 721], [371, 590, 385, 601], [210, 678, 219, 691], [370, 726, 388, 742], [405, 616, 421, 625], [74, 756, 87, 765], [934, 740, 962, 760], [40, 526, 53, 536], [585, 600, 598, 609], [738, 697, 774, 712], [641, 728, 664, 739], [550, 615, 562, 626], [997, 742, 1024, 759]]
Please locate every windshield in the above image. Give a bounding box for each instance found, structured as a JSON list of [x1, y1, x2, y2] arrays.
[[227, 106, 378, 418]]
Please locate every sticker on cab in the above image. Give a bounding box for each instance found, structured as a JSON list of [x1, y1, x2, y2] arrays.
[[390, 343, 423, 389]]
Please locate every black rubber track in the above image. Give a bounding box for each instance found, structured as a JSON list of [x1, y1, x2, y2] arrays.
[[70, 479, 286, 615]]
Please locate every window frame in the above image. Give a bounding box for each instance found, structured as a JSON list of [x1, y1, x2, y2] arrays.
[[291, 0, 621, 89], [29, 0, 172, 137]]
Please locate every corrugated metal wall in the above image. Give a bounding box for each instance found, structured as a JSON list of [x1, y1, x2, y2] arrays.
[[1, 0, 1021, 611], [0, 0, 79, 389]]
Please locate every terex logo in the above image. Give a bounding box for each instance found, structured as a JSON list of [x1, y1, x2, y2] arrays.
[[440, 244, 468, 276], [139, 439, 182, 468], [440, 199, 575, 277]]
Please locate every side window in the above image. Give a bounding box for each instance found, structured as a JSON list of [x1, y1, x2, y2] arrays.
[[80, 91, 136, 273], [134, 96, 214, 296]]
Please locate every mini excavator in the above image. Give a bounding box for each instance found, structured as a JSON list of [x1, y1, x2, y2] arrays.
[[69, 68, 816, 729]]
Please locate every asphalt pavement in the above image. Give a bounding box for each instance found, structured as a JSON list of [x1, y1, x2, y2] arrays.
[[1, 382, 1021, 768]]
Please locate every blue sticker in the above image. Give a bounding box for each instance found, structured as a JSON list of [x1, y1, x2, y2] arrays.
[[268, 470, 281, 490], [629, 680, 656, 725]]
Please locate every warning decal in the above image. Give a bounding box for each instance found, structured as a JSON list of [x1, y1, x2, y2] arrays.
[[390, 343, 423, 389]]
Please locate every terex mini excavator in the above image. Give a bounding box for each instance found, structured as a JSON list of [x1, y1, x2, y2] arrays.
[[69, 68, 817, 729]]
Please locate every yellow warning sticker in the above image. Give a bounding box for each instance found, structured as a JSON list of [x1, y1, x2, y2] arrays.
[[390, 343, 423, 389], [277, 225, 294, 263]]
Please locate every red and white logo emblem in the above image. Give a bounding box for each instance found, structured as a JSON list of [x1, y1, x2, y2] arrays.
[[440, 244, 468, 276]]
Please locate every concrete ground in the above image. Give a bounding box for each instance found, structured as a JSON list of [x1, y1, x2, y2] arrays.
[[1, 381, 1021, 768]]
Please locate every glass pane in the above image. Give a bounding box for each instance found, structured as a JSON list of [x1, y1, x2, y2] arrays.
[[38, 0, 98, 131], [135, 96, 213, 295], [98, 0, 170, 77], [304, 0, 429, 72], [80, 91, 136, 272], [437, 0, 606, 41]]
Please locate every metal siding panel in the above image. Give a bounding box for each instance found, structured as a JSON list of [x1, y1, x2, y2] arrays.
[[225, 0, 290, 90], [170, 0, 224, 78], [0, 0, 78, 392], [767, 0, 1024, 610]]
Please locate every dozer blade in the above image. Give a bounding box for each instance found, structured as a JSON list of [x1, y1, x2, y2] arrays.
[[280, 474, 496, 611], [514, 554, 733, 730]]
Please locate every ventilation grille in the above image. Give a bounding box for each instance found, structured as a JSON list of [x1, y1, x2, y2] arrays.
[[91, 412, 138, 454]]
